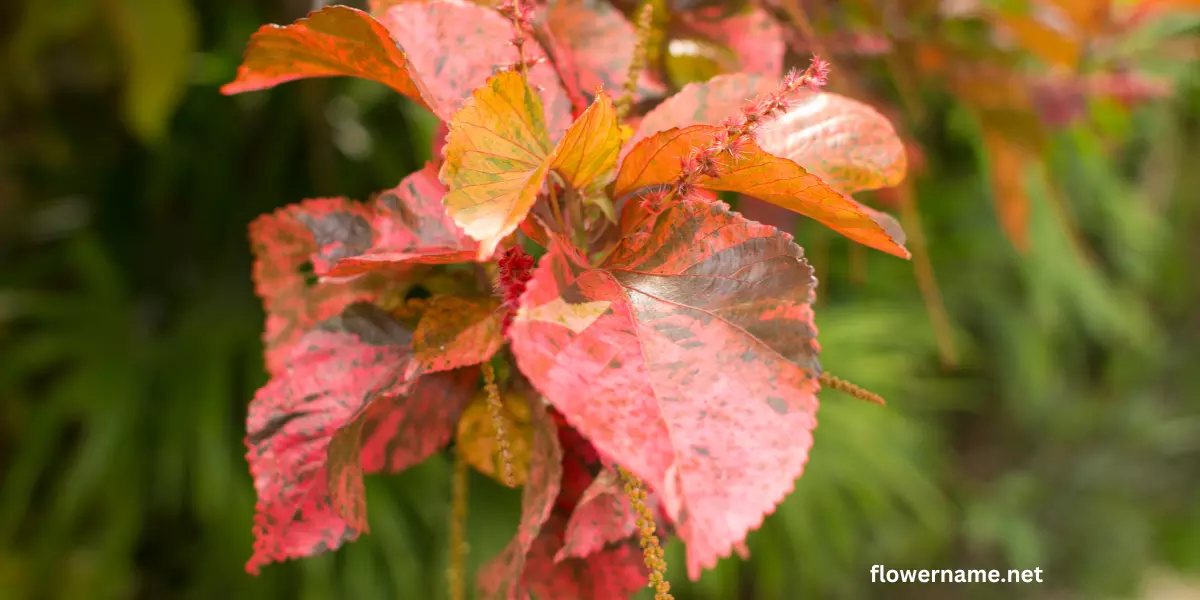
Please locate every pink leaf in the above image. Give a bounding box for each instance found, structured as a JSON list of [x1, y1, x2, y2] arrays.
[[318, 163, 485, 279], [510, 200, 821, 578], [250, 198, 401, 376], [244, 303, 416, 573]]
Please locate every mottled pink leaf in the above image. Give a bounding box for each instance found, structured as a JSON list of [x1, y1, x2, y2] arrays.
[[523, 514, 649, 600], [250, 198, 403, 376], [244, 303, 416, 574], [477, 396, 564, 600], [555, 468, 636, 562], [318, 163, 484, 279], [510, 200, 822, 579], [541, 0, 666, 107], [327, 365, 478, 531]]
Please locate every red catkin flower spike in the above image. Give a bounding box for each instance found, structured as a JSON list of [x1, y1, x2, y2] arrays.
[[496, 246, 535, 332], [661, 55, 832, 207]]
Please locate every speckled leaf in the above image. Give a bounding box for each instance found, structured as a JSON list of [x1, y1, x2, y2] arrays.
[[522, 514, 649, 599], [456, 389, 535, 487], [250, 198, 403, 376], [632, 73, 907, 194], [327, 366, 478, 530], [440, 71, 554, 260], [542, 0, 666, 105], [555, 469, 636, 561], [379, 1, 573, 134], [222, 4, 572, 133], [615, 125, 910, 258], [477, 396, 563, 599], [412, 295, 504, 373], [244, 303, 416, 574], [320, 164, 482, 279], [509, 200, 822, 578], [221, 6, 431, 107], [677, 6, 784, 79]]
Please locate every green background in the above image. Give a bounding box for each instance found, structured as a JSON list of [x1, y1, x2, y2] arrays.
[[2, 1, 1199, 598]]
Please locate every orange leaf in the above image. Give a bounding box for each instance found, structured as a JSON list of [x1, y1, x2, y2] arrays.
[[981, 128, 1032, 252], [547, 92, 622, 190], [221, 6, 430, 108], [614, 126, 910, 258]]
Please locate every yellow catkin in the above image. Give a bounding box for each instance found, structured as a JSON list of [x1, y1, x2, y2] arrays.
[[447, 447, 469, 600], [615, 3, 655, 118], [818, 372, 887, 405], [482, 362, 516, 487], [618, 466, 673, 600]]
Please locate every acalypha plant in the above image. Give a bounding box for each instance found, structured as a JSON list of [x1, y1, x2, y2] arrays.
[[225, 0, 908, 598]]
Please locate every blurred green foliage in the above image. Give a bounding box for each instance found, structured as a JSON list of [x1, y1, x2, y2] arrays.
[[1, 1, 1198, 599]]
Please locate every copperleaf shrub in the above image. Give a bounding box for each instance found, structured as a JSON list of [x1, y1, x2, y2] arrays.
[[225, 1, 911, 597]]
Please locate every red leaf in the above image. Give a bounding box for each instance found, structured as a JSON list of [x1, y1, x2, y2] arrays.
[[411, 295, 504, 373], [327, 366, 478, 531], [522, 514, 649, 600], [509, 200, 822, 578], [319, 163, 483, 279], [678, 6, 785, 79], [541, 0, 666, 106], [222, 4, 571, 136], [633, 73, 908, 194], [250, 198, 401, 376], [615, 125, 910, 258], [555, 468, 636, 561], [477, 396, 564, 599], [244, 303, 416, 573]]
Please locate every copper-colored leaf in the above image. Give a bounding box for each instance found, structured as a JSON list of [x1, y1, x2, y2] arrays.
[[244, 303, 415, 573], [411, 295, 504, 373], [249, 198, 403, 376], [221, 6, 430, 107], [509, 200, 822, 578], [456, 389, 535, 486], [223, 4, 571, 134], [476, 396, 563, 599], [320, 163, 483, 279], [615, 125, 910, 258]]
